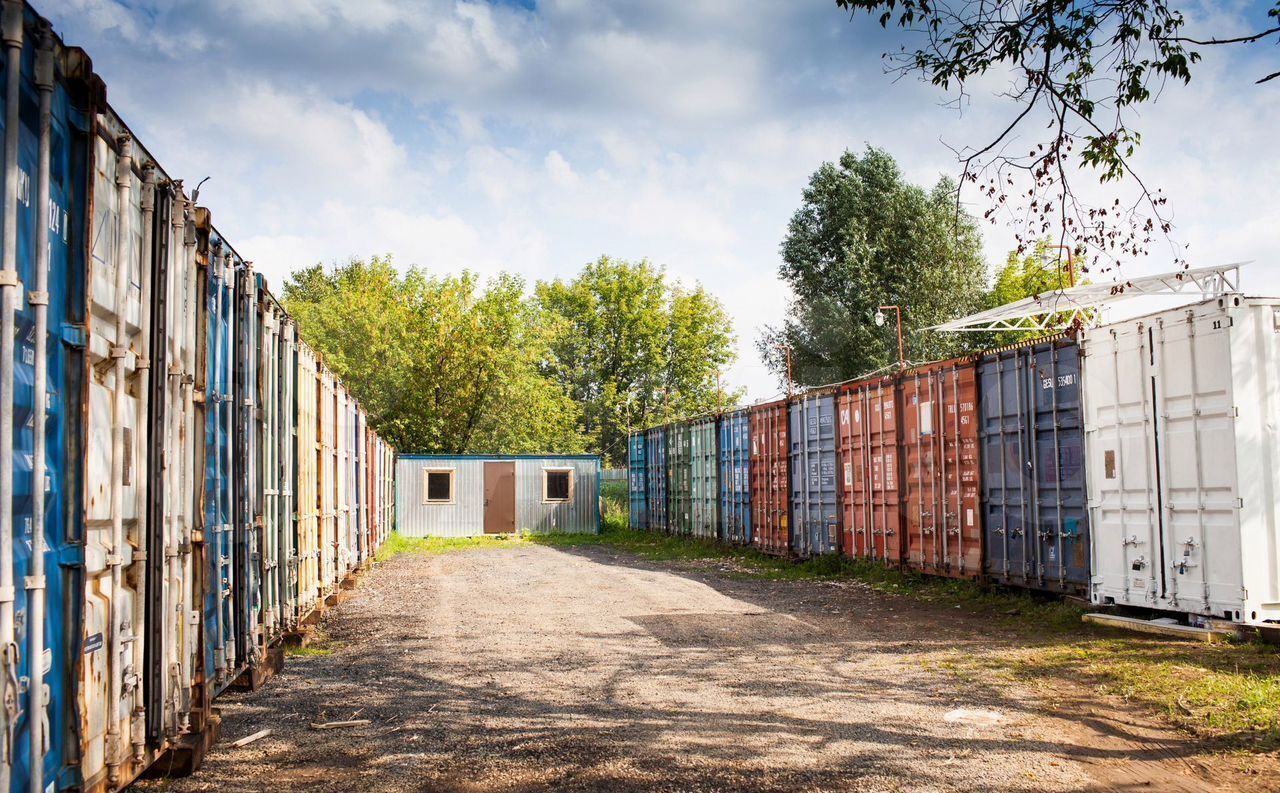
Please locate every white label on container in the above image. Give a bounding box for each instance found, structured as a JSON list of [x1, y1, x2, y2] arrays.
[[844, 462, 853, 488], [966, 508, 973, 526], [919, 402, 933, 434]]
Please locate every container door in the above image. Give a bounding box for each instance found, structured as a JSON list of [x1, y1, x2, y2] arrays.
[[483, 462, 516, 534], [790, 396, 838, 557], [1032, 343, 1090, 593], [978, 352, 1030, 584], [841, 381, 902, 565], [628, 434, 646, 530]]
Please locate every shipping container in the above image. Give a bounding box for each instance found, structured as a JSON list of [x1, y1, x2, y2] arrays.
[[978, 338, 1089, 594], [258, 279, 296, 637], [1083, 296, 1280, 624], [644, 427, 667, 531], [689, 417, 718, 538], [318, 366, 338, 593], [900, 360, 983, 578], [789, 393, 840, 557], [396, 456, 600, 536], [666, 422, 692, 535], [749, 399, 790, 555], [294, 342, 321, 621], [837, 377, 903, 565], [718, 409, 751, 545], [627, 432, 647, 529]]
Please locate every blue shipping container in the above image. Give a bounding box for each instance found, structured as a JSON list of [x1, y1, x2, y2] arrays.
[[977, 338, 1090, 594], [718, 410, 751, 544], [789, 394, 839, 557], [644, 427, 667, 531], [628, 433, 647, 529]]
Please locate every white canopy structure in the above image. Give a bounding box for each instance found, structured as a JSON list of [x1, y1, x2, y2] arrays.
[[929, 262, 1246, 333]]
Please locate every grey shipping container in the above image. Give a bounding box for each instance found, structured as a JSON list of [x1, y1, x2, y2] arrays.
[[790, 393, 840, 556], [689, 418, 719, 538], [396, 455, 601, 537], [978, 338, 1090, 594]]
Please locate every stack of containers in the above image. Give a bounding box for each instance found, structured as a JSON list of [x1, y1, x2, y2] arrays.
[[689, 417, 719, 538], [628, 433, 647, 529], [789, 392, 840, 556], [837, 376, 902, 565], [978, 338, 1090, 594], [900, 359, 983, 578], [749, 398, 791, 555], [717, 409, 751, 544]]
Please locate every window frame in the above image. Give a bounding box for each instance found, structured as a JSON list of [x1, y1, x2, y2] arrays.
[[422, 468, 456, 505], [542, 467, 574, 504]]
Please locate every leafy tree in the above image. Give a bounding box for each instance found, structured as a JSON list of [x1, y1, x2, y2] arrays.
[[834, 0, 1280, 271], [535, 256, 741, 466], [283, 256, 585, 455], [761, 146, 988, 386], [984, 240, 1090, 346]]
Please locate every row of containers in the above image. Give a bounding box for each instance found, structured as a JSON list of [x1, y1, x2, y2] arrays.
[[0, 3, 397, 791], [631, 294, 1280, 628]]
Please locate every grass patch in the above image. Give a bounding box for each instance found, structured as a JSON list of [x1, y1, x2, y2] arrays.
[[372, 532, 519, 564], [599, 480, 629, 533]]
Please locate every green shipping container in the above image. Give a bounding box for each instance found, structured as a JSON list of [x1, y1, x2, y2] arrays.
[[666, 422, 693, 535], [690, 418, 719, 538]]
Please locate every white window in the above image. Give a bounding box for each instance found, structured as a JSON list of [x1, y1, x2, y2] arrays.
[[543, 468, 573, 503], [423, 468, 455, 504]]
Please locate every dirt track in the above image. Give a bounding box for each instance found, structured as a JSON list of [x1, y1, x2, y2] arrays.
[[134, 544, 1258, 792]]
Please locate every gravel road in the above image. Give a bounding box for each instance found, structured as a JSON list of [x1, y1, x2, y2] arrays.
[[132, 543, 1248, 792]]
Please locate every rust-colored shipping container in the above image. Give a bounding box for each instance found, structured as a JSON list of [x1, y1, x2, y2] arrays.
[[899, 359, 983, 578], [749, 398, 791, 555], [836, 377, 904, 565]]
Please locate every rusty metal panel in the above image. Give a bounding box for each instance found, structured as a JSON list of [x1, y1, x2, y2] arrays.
[[789, 393, 840, 557], [689, 418, 718, 538], [837, 377, 903, 566], [749, 399, 790, 555], [900, 359, 983, 578]]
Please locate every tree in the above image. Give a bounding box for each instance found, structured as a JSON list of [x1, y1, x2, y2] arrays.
[[283, 256, 586, 455], [834, 0, 1279, 271], [535, 256, 741, 466], [984, 239, 1091, 346], [761, 146, 989, 386]]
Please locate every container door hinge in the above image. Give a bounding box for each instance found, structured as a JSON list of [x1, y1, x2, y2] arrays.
[[60, 323, 86, 348]]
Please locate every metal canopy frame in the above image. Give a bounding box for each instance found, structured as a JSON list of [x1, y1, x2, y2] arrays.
[[929, 263, 1246, 333]]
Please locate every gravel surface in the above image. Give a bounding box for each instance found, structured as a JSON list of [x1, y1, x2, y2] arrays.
[[132, 544, 1247, 792]]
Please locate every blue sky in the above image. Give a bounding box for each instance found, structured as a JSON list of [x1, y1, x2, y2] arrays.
[[47, 0, 1280, 400]]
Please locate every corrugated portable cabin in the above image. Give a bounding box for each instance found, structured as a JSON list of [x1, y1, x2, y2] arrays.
[[396, 455, 601, 537], [900, 358, 983, 579], [978, 337, 1090, 595], [1083, 295, 1280, 625], [749, 398, 791, 555], [837, 376, 902, 566], [718, 409, 751, 545], [689, 417, 719, 538], [628, 432, 647, 529], [790, 392, 840, 557]]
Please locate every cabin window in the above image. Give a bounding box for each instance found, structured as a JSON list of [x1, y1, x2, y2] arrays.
[[423, 469, 454, 504], [544, 469, 572, 502]]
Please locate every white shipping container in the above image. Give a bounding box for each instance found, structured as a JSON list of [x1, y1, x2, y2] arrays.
[[1083, 295, 1280, 624]]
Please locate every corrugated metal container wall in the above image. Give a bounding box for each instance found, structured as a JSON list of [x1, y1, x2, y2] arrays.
[[382, 441, 396, 540], [258, 281, 295, 638], [232, 262, 263, 680], [789, 393, 840, 557], [718, 409, 751, 545], [644, 428, 667, 531], [689, 417, 718, 538], [318, 366, 337, 593], [979, 338, 1090, 594], [749, 399, 790, 555], [837, 377, 903, 565], [1083, 297, 1280, 624], [348, 400, 361, 567], [85, 125, 155, 786], [627, 432, 646, 529], [277, 317, 296, 627], [333, 386, 349, 577], [0, 23, 90, 787], [666, 423, 692, 535], [900, 360, 982, 578], [294, 343, 320, 619], [395, 457, 600, 536]]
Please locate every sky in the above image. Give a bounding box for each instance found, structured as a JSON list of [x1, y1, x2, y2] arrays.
[[46, 0, 1280, 401]]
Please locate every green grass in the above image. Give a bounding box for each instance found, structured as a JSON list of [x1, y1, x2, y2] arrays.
[[372, 532, 519, 564]]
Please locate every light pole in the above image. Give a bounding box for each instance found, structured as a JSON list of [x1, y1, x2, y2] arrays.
[[1046, 244, 1077, 288], [874, 305, 905, 371]]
